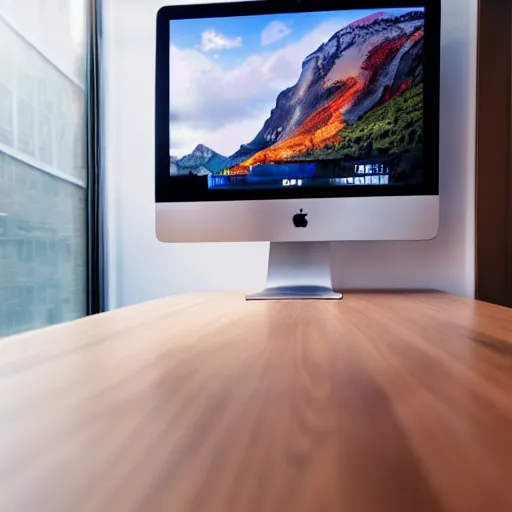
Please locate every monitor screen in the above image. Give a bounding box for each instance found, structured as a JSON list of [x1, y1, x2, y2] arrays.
[[157, 2, 438, 203]]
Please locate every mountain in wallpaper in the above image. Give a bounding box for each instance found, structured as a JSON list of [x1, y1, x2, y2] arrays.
[[170, 11, 424, 179]]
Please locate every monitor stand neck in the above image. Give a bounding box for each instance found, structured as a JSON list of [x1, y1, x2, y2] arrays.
[[246, 242, 342, 300]]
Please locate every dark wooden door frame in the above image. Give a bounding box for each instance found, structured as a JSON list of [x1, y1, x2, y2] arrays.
[[476, 0, 512, 306]]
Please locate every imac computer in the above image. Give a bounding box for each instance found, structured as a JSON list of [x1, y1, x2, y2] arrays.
[[155, 0, 440, 299]]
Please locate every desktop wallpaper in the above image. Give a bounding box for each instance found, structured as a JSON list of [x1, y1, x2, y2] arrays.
[[168, 7, 425, 191]]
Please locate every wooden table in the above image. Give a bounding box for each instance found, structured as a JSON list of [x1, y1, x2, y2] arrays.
[[1, 292, 512, 512]]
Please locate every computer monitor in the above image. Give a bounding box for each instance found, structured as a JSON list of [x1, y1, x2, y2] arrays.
[[155, 0, 440, 299]]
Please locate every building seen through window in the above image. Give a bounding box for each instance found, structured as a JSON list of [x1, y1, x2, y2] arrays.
[[0, 0, 87, 337]]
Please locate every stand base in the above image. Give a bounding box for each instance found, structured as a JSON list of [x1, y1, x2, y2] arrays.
[[246, 242, 342, 301], [247, 286, 342, 300]]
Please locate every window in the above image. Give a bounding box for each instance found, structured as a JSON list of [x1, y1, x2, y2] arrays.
[[0, 2, 87, 337]]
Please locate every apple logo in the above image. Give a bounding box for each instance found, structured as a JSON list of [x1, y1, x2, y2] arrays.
[[293, 209, 308, 228]]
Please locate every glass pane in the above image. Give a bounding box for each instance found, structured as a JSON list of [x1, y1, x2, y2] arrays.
[[0, 2, 87, 338]]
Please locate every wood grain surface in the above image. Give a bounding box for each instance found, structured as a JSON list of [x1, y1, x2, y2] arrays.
[[1, 292, 512, 512]]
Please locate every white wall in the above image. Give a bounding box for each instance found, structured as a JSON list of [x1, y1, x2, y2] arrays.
[[104, 0, 477, 309]]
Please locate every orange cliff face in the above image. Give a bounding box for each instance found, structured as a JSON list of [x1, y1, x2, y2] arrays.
[[361, 29, 423, 78], [228, 28, 423, 175], [234, 76, 363, 171], [361, 29, 422, 106]]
